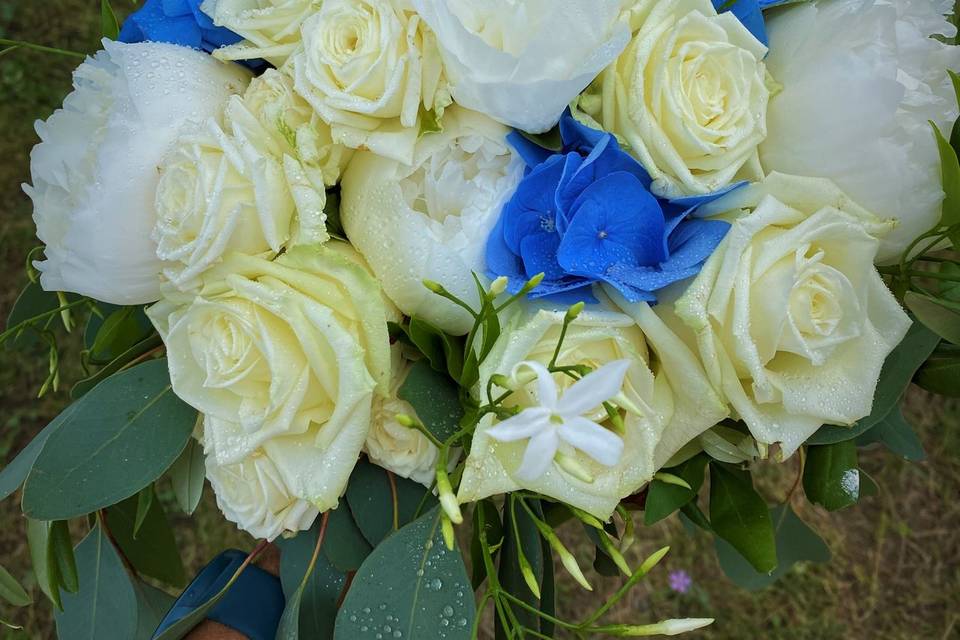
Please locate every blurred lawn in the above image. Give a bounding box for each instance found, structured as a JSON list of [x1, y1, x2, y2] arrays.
[[0, 1, 958, 639]]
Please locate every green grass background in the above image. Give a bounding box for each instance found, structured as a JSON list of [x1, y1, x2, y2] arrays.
[[0, 1, 958, 638]]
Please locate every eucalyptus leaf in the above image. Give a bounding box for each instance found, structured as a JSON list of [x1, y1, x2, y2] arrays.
[[83, 303, 119, 350], [345, 458, 437, 547], [5, 281, 61, 350], [133, 581, 175, 640], [470, 500, 503, 589], [0, 403, 78, 502], [398, 360, 464, 444], [23, 359, 197, 520], [716, 505, 830, 590], [88, 306, 154, 365], [644, 454, 709, 525], [277, 519, 346, 640], [106, 489, 187, 587], [856, 407, 925, 462], [407, 317, 464, 380], [709, 463, 776, 574], [55, 522, 138, 640], [0, 564, 31, 607], [807, 322, 940, 445], [803, 441, 860, 511], [71, 334, 163, 399], [915, 356, 960, 397], [904, 292, 960, 345], [169, 438, 205, 515], [334, 507, 475, 640], [323, 506, 372, 573]]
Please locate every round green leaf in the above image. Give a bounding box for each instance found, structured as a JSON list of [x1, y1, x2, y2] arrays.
[[22, 359, 197, 521], [709, 463, 776, 574], [803, 441, 860, 511], [335, 507, 475, 640]]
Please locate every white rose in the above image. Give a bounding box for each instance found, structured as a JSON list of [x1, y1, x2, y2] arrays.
[[459, 300, 727, 519], [24, 40, 249, 305], [147, 243, 396, 512], [205, 444, 320, 540], [290, 0, 451, 164], [759, 0, 960, 262], [341, 106, 523, 335], [154, 69, 347, 290], [662, 173, 912, 457], [583, 0, 769, 197], [203, 0, 319, 67], [412, 0, 630, 133], [365, 347, 439, 486]]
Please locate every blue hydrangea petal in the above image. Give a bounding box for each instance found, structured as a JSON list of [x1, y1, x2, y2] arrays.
[[519, 233, 566, 282], [605, 264, 701, 301], [486, 216, 529, 288], [558, 173, 667, 273], [559, 112, 608, 154], [530, 279, 598, 304], [666, 219, 731, 270]]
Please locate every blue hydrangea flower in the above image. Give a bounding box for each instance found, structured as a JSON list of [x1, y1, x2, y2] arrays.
[[486, 112, 736, 304], [119, 0, 244, 56]]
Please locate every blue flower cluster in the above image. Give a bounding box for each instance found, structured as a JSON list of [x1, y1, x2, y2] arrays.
[[119, 0, 242, 55], [486, 113, 735, 304], [714, 0, 794, 46]]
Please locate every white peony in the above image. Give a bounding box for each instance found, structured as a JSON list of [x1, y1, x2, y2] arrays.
[[412, 0, 630, 133], [24, 40, 249, 305], [459, 300, 727, 519], [290, 0, 451, 164], [341, 107, 523, 335], [154, 69, 348, 291], [148, 243, 396, 513], [203, 0, 319, 67], [583, 0, 769, 197], [365, 347, 439, 486], [205, 442, 320, 540], [661, 173, 913, 457], [759, 0, 960, 262]]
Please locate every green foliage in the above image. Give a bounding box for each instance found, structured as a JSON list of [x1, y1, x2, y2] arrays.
[[0, 403, 77, 502], [85, 305, 154, 365], [497, 499, 546, 637], [323, 506, 372, 573], [55, 522, 138, 640], [335, 507, 475, 640], [856, 407, 926, 461], [644, 454, 709, 525], [100, 0, 119, 40], [0, 563, 31, 607], [168, 438, 205, 515], [904, 292, 960, 345], [709, 463, 776, 574], [277, 516, 346, 640], [398, 360, 464, 444], [22, 359, 197, 520], [716, 505, 830, 590], [803, 441, 860, 511], [133, 582, 175, 640], [105, 489, 186, 587], [5, 281, 61, 350], [344, 458, 437, 547], [808, 322, 940, 445]]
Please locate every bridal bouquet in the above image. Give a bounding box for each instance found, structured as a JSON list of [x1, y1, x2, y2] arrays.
[[3, 0, 960, 638]]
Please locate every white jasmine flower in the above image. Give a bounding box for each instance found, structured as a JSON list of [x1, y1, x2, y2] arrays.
[[486, 360, 628, 481]]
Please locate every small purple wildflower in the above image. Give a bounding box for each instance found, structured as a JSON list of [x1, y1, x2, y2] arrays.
[[668, 569, 693, 594]]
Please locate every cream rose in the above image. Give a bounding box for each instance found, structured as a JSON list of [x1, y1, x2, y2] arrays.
[[459, 300, 727, 519], [290, 0, 450, 165], [365, 347, 439, 486], [203, 0, 319, 67], [205, 443, 320, 540], [341, 106, 523, 335], [147, 243, 395, 512], [412, 0, 630, 133], [585, 0, 769, 197], [25, 40, 249, 305], [662, 173, 912, 457], [154, 69, 348, 291]]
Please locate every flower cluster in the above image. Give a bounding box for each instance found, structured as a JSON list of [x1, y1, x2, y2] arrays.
[[18, 1, 960, 629]]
